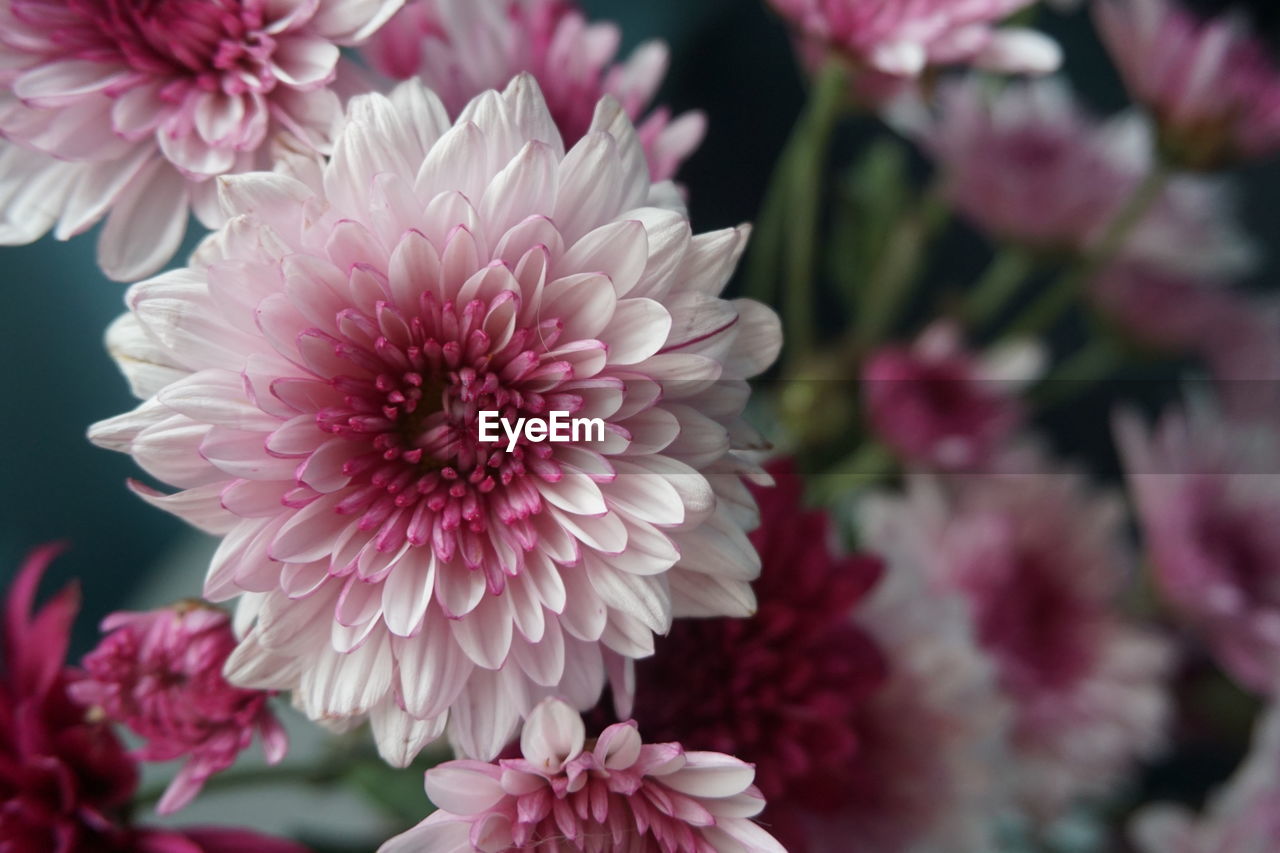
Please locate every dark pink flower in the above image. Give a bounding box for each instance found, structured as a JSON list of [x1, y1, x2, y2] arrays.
[[628, 461, 906, 850], [72, 604, 287, 814], [0, 544, 139, 852], [862, 323, 1040, 471]]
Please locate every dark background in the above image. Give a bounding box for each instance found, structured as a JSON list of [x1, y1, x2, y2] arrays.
[[1, 0, 1276, 653]]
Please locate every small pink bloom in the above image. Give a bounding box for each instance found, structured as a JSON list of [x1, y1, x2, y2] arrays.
[[863, 454, 1175, 820], [1131, 703, 1280, 853], [862, 323, 1041, 471], [1096, 0, 1280, 168], [1089, 263, 1280, 417], [767, 0, 1060, 79], [918, 77, 1255, 277], [72, 603, 287, 815], [364, 0, 705, 181], [1117, 399, 1280, 694], [1089, 262, 1241, 355], [0, 0, 404, 280], [90, 75, 781, 766], [379, 697, 786, 852]]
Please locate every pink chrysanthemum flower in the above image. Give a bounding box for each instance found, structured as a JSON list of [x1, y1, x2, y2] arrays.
[[71, 603, 287, 815], [364, 0, 705, 182], [379, 697, 786, 853], [628, 461, 889, 851], [767, 0, 1060, 79], [917, 77, 1256, 278], [0, 0, 404, 280], [839, 508, 1013, 853], [861, 323, 1042, 472], [862, 455, 1174, 820], [1131, 703, 1280, 853], [1095, 0, 1280, 169], [89, 74, 781, 765], [1116, 399, 1280, 694]]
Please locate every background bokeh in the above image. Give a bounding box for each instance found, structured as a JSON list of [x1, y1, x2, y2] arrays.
[[0, 0, 1276, 655]]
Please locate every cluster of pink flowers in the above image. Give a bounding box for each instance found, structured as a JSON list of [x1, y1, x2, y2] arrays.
[[0, 547, 305, 853], [3, 0, 1280, 849]]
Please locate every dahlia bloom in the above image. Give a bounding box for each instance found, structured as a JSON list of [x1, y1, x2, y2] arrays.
[[1095, 0, 1280, 169], [364, 0, 705, 181], [861, 455, 1174, 820], [630, 460, 889, 851], [861, 323, 1042, 472], [90, 75, 781, 765], [0, 0, 404, 281], [0, 546, 307, 853], [919, 77, 1256, 278], [1131, 704, 1280, 853], [1116, 399, 1280, 694], [379, 697, 786, 852], [71, 603, 287, 814], [766, 0, 1060, 79], [632, 461, 1009, 852]]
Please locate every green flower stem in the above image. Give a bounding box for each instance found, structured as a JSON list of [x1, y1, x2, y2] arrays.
[[811, 440, 897, 503], [962, 246, 1036, 330], [784, 61, 850, 372], [1006, 163, 1172, 340], [135, 762, 344, 809], [854, 188, 949, 350], [1031, 336, 1125, 410], [742, 139, 796, 307]]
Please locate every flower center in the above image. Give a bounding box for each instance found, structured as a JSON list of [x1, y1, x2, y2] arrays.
[[31, 0, 275, 93], [307, 291, 574, 589]]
